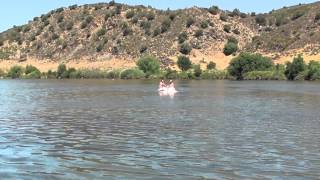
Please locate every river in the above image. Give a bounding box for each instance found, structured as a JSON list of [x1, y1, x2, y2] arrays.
[[0, 80, 319, 179]]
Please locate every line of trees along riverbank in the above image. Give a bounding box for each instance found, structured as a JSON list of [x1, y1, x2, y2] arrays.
[[0, 53, 320, 81]]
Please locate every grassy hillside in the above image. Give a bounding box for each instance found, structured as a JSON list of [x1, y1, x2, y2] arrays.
[[0, 1, 320, 68]]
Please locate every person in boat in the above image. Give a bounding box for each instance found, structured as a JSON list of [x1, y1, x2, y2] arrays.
[[168, 80, 176, 92], [159, 80, 166, 90]]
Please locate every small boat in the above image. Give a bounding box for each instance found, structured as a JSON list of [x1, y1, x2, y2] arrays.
[[158, 87, 177, 95]]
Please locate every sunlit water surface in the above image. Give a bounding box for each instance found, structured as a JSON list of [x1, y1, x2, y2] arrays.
[[0, 80, 319, 179]]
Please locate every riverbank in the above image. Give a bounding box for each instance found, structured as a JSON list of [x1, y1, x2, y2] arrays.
[[1, 53, 319, 81]]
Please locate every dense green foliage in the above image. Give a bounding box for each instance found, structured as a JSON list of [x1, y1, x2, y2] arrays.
[[208, 6, 219, 15], [284, 55, 306, 80], [306, 61, 320, 80], [57, 64, 67, 78], [136, 55, 160, 76], [25, 65, 41, 79], [243, 70, 286, 80], [207, 61, 216, 70], [228, 53, 274, 80], [177, 55, 192, 71], [193, 64, 202, 78], [179, 42, 192, 55], [7, 65, 24, 79], [186, 17, 195, 28], [223, 42, 238, 56], [255, 14, 267, 26], [178, 32, 188, 44], [120, 68, 145, 79]]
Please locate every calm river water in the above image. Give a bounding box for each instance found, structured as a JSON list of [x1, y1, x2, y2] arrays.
[[0, 80, 319, 179]]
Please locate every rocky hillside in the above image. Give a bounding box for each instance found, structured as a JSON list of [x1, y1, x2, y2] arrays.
[[0, 1, 320, 68]]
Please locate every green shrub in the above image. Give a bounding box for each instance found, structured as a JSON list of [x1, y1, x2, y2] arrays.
[[146, 12, 155, 21], [306, 60, 320, 80], [153, 27, 161, 37], [24, 70, 41, 79], [232, 29, 240, 35], [139, 45, 148, 53], [164, 68, 178, 79], [178, 70, 194, 79], [178, 31, 188, 44], [65, 21, 74, 31], [25, 65, 40, 75], [291, 11, 305, 20], [201, 69, 229, 79], [200, 21, 209, 29], [285, 55, 306, 80], [207, 61, 216, 70], [179, 42, 192, 55], [55, 7, 64, 13], [111, 46, 119, 55], [220, 13, 228, 22], [126, 10, 135, 19], [136, 55, 160, 76], [231, 8, 241, 17], [177, 55, 192, 71], [57, 64, 67, 78], [96, 27, 106, 37], [186, 17, 195, 28], [243, 70, 286, 80], [96, 43, 104, 52], [106, 69, 121, 79], [227, 36, 238, 44], [223, 24, 231, 33], [0, 69, 6, 77], [194, 29, 203, 38], [69, 4, 77, 10], [223, 42, 238, 56], [140, 21, 151, 31], [115, 4, 122, 14], [57, 15, 64, 23], [122, 26, 133, 36], [8, 65, 24, 79], [208, 6, 219, 15], [193, 64, 202, 77], [255, 14, 267, 26], [228, 53, 274, 80], [131, 16, 138, 24], [161, 18, 171, 33], [240, 13, 247, 18], [169, 12, 176, 21], [120, 68, 145, 79], [315, 12, 320, 21], [22, 25, 31, 33]]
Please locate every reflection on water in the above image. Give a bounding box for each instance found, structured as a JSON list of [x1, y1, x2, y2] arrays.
[[0, 80, 320, 179]]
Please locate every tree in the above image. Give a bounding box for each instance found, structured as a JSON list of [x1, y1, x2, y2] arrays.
[[228, 53, 274, 80], [57, 64, 67, 78], [161, 18, 171, 33], [306, 61, 320, 80], [207, 61, 216, 70], [186, 17, 195, 28], [136, 55, 160, 76], [223, 42, 238, 56], [179, 42, 192, 55], [7, 66, 24, 79], [255, 14, 267, 26], [208, 6, 219, 15], [223, 25, 231, 33], [178, 31, 188, 44], [125, 10, 135, 19], [193, 64, 202, 77], [177, 55, 192, 71], [285, 55, 306, 80]]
